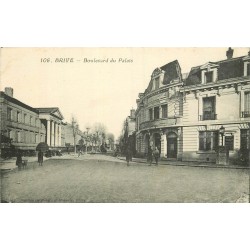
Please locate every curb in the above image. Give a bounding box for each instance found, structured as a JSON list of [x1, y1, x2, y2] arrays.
[[117, 157, 249, 170]]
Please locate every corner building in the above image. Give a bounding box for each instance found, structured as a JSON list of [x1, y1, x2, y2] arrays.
[[135, 60, 184, 159], [181, 48, 250, 163]]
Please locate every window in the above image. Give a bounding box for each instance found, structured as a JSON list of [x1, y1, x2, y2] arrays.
[[149, 109, 153, 121], [30, 116, 33, 126], [205, 71, 213, 83], [154, 107, 159, 120], [41, 134, 43, 142], [247, 63, 250, 76], [7, 108, 12, 121], [240, 129, 249, 150], [9, 130, 14, 141], [162, 104, 168, 118], [35, 134, 39, 143], [17, 131, 21, 143], [23, 114, 27, 124], [199, 131, 219, 151], [155, 77, 160, 89], [17, 111, 21, 122], [225, 135, 234, 150], [243, 92, 250, 117], [202, 96, 216, 120]]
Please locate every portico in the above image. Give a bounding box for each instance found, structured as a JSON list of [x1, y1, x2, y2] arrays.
[[37, 108, 64, 148]]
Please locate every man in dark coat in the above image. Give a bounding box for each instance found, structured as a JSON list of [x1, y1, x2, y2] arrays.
[[147, 146, 153, 166], [38, 150, 44, 166], [16, 150, 23, 169], [153, 147, 160, 165], [126, 146, 132, 166]]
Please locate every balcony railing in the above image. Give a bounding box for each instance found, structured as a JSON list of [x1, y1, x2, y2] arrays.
[[241, 111, 250, 118], [139, 118, 176, 130], [199, 112, 217, 121]]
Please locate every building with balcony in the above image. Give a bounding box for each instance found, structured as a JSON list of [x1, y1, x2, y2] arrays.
[[135, 60, 183, 159], [180, 48, 250, 163], [0, 87, 65, 157], [134, 48, 250, 164]]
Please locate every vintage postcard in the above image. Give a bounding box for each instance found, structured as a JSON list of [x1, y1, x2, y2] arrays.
[[0, 47, 249, 203]]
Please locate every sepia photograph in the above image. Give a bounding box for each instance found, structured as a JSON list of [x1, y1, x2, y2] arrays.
[[1, 47, 249, 203]]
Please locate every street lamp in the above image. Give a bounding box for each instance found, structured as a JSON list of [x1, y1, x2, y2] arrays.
[[219, 126, 225, 146]]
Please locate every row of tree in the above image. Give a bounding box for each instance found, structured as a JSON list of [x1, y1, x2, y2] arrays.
[[71, 116, 115, 153]]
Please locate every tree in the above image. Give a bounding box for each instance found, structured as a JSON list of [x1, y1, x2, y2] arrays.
[[106, 133, 115, 150], [93, 123, 107, 150], [71, 116, 79, 154]]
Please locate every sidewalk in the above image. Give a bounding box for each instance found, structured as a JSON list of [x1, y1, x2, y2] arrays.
[[0, 156, 50, 171], [117, 157, 249, 169]]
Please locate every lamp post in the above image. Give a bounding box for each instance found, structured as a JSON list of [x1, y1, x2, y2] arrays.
[[219, 126, 225, 146]]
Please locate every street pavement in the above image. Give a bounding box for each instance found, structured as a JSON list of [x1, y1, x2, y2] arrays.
[[1, 154, 249, 203]]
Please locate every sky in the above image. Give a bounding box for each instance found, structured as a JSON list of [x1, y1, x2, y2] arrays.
[[1, 47, 249, 139]]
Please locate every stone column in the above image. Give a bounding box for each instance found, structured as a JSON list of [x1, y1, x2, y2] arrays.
[[51, 121, 55, 147], [54, 123, 58, 146], [159, 105, 162, 118], [161, 132, 166, 157], [58, 124, 61, 146], [46, 120, 51, 146]]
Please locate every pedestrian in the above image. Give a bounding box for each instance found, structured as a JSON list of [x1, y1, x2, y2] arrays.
[[16, 150, 23, 169], [147, 146, 153, 166], [126, 146, 132, 166], [38, 150, 44, 166], [78, 149, 82, 157], [153, 146, 160, 165]]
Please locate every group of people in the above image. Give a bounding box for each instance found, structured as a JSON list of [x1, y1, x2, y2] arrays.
[[147, 146, 160, 166], [125, 145, 160, 166], [15, 150, 44, 168]]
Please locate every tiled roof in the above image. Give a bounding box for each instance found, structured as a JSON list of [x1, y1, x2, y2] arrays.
[[0, 91, 39, 113], [185, 56, 247, 86]]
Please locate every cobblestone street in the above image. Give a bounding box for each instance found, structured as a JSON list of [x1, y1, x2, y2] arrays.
[[1, 154, 249, 203]]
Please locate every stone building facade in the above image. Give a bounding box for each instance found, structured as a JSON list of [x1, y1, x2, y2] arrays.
[[135, 48, 250, 164], [0, 87, 65, 156], [181, 48, 250, 163], [135, 60, 183, 159]]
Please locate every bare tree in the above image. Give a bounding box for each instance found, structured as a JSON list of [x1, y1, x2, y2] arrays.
[[71, 116, 79, 154], [93, 122, 107, 149]]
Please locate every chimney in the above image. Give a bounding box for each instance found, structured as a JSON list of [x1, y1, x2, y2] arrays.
[[226, 47, 234, 59], [5, 87, 13, 97], [130, 109, 135, 118]]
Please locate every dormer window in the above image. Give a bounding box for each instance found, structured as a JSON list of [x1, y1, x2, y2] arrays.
[[155, 77, 160, 90], [205, 71, 213, 83], [201, 62, 218, 84]]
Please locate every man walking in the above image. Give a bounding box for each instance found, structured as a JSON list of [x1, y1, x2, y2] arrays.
[[153, 146, 160, 166]]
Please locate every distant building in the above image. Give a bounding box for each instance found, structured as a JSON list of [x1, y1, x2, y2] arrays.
[[0, 87, 65, 156], [64, 123, 83, 147]]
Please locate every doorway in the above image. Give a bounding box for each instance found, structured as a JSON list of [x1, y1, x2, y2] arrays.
[[154, 133, 161, 154], [167, 132, 177, 158]]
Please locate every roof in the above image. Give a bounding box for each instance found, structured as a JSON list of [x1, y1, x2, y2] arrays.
[[36, 107, 59, 113], [0, 91, 39, 113], [185, 55, 246, 86], [145, 60, 182, 94], [36, 107, 64, 120], [160, 60, 182, 85]]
